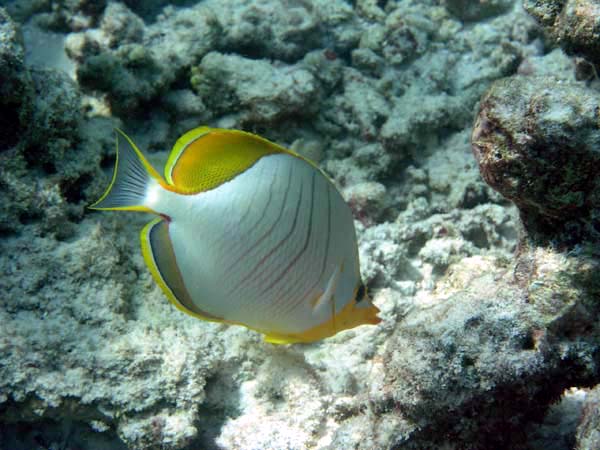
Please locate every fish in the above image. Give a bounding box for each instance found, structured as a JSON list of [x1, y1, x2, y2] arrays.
[[91, 127, 381, 343]]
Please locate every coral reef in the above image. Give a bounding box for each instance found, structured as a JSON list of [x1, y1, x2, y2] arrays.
[[470, 33, 600, 450], [472, 75, 600, 245], [443, 0, 515, 22], [0, 7, 31, 151], [1, 0, 599, 449], [576, 386, 600, 449], [0, 6, 112, 237], [524, 0, 600, 67], [191, 52, 319, 124], [65, 1, 218, 115]]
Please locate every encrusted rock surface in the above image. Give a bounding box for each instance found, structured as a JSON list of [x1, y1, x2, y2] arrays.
[[471, 27, 600, 449], [524, 0, 600, 66], [443, 0, 515, 21], [576, 386, 600, 449], [191, 52, 319, 124], [0, 7, 31, 151], [472, 75, 600, 244], [0, 6, 110, 237]]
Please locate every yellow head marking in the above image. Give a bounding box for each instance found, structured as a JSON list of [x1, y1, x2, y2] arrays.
[[165, 128, 287, 194]]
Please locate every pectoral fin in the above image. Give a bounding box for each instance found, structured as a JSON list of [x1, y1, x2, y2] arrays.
[[311, 264, 342, 316]]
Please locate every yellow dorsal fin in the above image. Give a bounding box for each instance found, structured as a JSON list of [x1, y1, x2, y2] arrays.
[[164, 127, 288, 194]]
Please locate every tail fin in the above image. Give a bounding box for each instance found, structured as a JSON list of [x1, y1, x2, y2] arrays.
[[90, 129, 163, 212]]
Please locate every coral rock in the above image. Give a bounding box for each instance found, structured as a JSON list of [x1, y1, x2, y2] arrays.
[[471, 75, 600, 243], [524, 0, 600, 66], [576, 386, 600, 450], [0, 7, 31, 151]]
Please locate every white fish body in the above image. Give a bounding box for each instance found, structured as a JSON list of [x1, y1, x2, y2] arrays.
[[92, 127, 380, 343]]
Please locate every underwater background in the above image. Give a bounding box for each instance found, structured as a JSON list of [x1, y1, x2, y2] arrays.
[[1, 0, 600, 449]]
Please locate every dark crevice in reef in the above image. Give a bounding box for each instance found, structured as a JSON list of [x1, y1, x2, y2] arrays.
[[0, 419, 127, 450], [61, 174, 93, 204], [192, 367, 242, 449], [0, 102, 21, 151], [122, 0, 199, 23]]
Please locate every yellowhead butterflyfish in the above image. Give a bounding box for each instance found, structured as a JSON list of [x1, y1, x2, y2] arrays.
[[91, 127, 381, 343]]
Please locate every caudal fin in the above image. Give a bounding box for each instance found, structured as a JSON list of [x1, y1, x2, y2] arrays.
[[90, 129, 162, 212]]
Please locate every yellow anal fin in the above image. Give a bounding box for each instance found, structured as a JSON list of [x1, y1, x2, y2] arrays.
[[140, 217, 222, 322], [262, 298, 375, 345], [164, 127, 285, 193], [263, 334, 302, 345]]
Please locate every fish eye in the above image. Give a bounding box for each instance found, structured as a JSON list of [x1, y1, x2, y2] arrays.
[[356, 283, 366, 303]]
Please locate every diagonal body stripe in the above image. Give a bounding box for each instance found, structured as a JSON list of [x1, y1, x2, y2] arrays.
[[259, 171, 316, 297], [221, 159, 271, 248], [224, 161, 291, 276], [238, 161, 313, 316], [226, 164, 303, 297], [267, 176, 323, 317], [273, 180, 333, 317]]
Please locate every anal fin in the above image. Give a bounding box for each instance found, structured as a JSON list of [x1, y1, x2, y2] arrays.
[[140, 218, 221, 322]]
